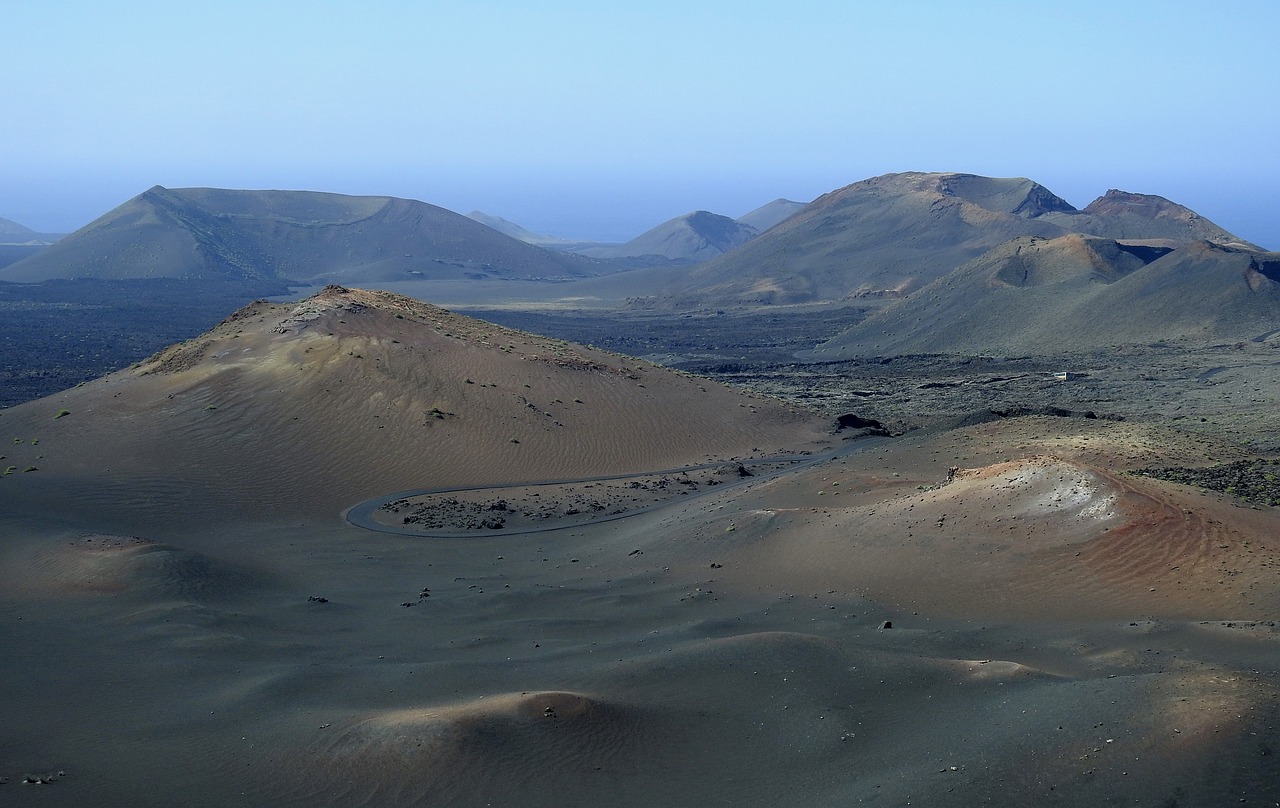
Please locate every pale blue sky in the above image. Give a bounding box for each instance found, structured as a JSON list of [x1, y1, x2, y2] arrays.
[[4, 1, 1277, 246]]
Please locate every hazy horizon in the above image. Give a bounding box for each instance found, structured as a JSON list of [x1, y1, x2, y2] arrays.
[[4, 2, 1277, 248]]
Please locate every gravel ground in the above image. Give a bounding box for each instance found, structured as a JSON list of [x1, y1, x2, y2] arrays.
[[696, 341, 1280, 455]]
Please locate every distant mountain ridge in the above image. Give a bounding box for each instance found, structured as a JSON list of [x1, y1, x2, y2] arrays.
[[469, 199, 809, 262], [2, 173, 1264, 359], [0, 216, 65, 269], [734, 198, 806, 232], [0, 215, 63, 246], [632, 172, 1257, 306], [0, 187, 604, 284], [570, 210, 759, 264]]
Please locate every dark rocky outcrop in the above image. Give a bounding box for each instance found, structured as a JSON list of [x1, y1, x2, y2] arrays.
[[835, 413, 891, 437]]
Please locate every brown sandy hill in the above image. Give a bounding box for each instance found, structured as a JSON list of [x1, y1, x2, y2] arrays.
[[810, 236, 1280, 357], [0, 285, 832, 526], [0, 186, 603, 285], [984, 233, 1160, 287], [726, 453, 1279, 620], [635, 414, 1280, 622]]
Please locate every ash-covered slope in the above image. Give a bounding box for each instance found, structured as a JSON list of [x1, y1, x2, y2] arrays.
[[0, 285, 831, 520], [638, 172, 1253, 307], [810, 236, 1280, 357], [572, 210, 759, 264], [0, 187, 603, 284]]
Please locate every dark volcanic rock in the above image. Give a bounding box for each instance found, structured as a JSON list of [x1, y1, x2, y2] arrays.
[[1132, 459, 1280, 506], [950, 407, 1113, 428], [836, 413, 886, 431]]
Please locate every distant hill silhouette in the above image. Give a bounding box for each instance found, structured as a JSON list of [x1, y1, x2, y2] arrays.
[[570, 211, 759, 264], [735, 198, 806, 233], [464, 211, 575, 246], [636, 172, 1254, 306], [0, 187, 604, 284], [0, 215, 63, 246], [0, 216, 65, 269]]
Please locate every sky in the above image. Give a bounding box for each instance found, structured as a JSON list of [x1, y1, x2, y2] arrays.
[[4, 1, 1278, 247]]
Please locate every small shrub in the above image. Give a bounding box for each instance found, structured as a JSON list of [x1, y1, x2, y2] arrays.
[[54, 410, 71, 419]]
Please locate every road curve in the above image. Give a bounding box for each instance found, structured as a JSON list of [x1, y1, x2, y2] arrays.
[[344, 436, 892, 538]]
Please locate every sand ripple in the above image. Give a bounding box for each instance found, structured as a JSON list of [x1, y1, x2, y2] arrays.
[[12, 533, 254, 601], [286, 691, 655, 806]]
